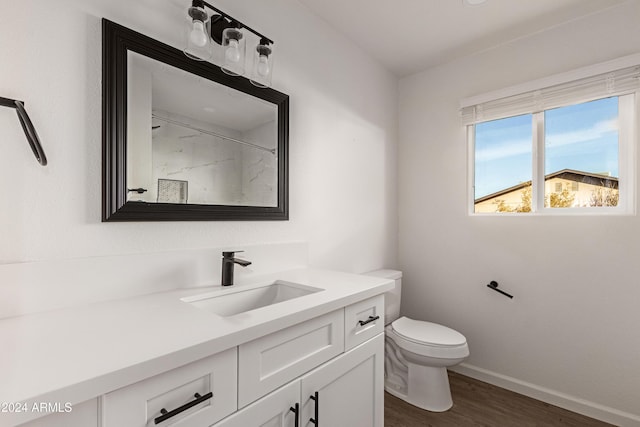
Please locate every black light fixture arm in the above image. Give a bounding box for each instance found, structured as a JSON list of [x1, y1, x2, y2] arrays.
[[1, 96, 47, 166], [201, 0, 274, 45]]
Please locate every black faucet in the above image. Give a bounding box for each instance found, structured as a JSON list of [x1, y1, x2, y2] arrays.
[[221, 251, 252, 286]]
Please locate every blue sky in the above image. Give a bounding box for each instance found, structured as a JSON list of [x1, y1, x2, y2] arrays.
[[474, 96, 619, 199]]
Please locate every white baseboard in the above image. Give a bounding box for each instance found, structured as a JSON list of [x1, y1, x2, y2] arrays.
[[450, 363, 640, 427]]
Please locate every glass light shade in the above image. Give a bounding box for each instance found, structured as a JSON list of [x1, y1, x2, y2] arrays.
[[250, 44, 273, 88], [183, 4, 212, 61], [221, 27, 246, 76]]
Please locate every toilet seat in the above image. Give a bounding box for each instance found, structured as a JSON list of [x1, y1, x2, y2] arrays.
[[388, 317, 469, 359], [393, 317, 466, 346]]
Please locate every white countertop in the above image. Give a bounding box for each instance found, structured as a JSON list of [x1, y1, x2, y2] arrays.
[[0, 268, 393, 425]]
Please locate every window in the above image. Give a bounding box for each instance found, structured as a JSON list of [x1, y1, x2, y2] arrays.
[[463, 61, 638, 215], [474, 114, 532, 213]]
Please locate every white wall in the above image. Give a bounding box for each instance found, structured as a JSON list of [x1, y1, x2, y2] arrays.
[[0, 1, 397, 271], [399, 1, 640, 424]]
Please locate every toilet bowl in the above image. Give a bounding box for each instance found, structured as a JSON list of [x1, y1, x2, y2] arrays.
[[385, 317, 469, 411], [366, 270, 470, 412]]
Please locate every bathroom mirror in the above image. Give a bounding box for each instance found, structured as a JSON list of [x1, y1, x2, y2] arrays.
[[102, 19, 289, 221]]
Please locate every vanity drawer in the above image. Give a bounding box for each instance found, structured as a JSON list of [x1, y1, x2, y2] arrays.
[[103, 348, 237, 427], [344, 294, 385, 350], [238, 309, 344, 408]]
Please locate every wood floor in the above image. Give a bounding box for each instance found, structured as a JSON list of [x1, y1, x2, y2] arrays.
[[384, 371, 616, 427]]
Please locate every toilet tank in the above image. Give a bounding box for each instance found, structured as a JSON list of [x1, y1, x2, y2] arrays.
[[365, 269, 402, 325]]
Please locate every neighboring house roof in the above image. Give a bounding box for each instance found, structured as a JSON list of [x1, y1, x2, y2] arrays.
[[475, 169, 618, 204]]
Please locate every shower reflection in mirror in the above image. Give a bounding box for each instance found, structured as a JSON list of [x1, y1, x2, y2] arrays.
[[126, 51, 278, 207]]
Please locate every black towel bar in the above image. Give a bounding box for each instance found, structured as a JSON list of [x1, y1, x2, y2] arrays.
[[487, 281, 513, 299], [1, 96, 47, 166]]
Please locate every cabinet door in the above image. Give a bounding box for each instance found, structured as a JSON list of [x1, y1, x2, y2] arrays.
[[300, 334, 384, 427], [214, 381, 300, 427]]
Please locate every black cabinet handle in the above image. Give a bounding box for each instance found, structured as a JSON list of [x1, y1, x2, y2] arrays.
[[358, 315, 380, 326], [154, 392, 213, 424], [309, 392, 319, 425], [289, 402, 299, 427]]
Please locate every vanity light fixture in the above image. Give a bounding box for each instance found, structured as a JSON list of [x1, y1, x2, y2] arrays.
[[250, 39, 273, 88], [221, 26, 246, 76], [183, 0, 275, 87], [184, 0, 213, 61]]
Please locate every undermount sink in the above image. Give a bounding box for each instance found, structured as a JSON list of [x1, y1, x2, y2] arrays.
[[183, 281, 323, 317]]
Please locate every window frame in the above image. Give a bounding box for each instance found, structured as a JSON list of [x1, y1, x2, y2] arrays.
[[468, 93, 637, 216]]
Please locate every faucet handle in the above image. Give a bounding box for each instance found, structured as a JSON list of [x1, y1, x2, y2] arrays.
[[222, 250, 244, 257]]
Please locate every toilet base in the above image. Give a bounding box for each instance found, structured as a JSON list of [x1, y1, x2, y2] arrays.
[[406, 363, 453, 412], [384, 323, 468, 413], [385, 363, 453, 412]]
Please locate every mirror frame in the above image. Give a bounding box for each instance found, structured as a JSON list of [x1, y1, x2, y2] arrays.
[[102, 19, 289, 221]]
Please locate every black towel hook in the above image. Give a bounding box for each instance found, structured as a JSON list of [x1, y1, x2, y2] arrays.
[[1, 96, 47, 166]]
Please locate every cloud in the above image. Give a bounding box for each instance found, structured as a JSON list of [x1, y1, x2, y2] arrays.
[[545, 118, 618, 147], [476, 118, 618, 163], [476, 138, 531, 162]]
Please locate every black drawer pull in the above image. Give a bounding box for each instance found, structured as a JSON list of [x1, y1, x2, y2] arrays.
[[289, 402, 299, 427], [358, 315, 380, 326], [154, 392, 213, 424], [309, 391, 319, 425]]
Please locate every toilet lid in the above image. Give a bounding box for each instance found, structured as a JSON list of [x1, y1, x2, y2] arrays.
[[392, 317, 466, 347]]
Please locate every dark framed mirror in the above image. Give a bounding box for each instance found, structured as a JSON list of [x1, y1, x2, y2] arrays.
[[102, 19, 288, 221]]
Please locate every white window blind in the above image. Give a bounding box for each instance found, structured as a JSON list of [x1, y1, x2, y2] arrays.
[[461, 65, 640, 125]]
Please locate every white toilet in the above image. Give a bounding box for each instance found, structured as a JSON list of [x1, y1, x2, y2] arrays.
[[367, 269, 469, 412]]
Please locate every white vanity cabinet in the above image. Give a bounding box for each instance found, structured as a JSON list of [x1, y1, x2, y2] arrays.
[[3, 269, 394, 427], [300, 334, 384, 427], [97, 299, 384, 427], [214, 333, 384, 427], [214, 296, 385, 427]]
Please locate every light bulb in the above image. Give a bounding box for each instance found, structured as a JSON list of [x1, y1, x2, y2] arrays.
[[225, 39, 241, 63], [257, 55, 270, 77], [189, 20, 208, 47]]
